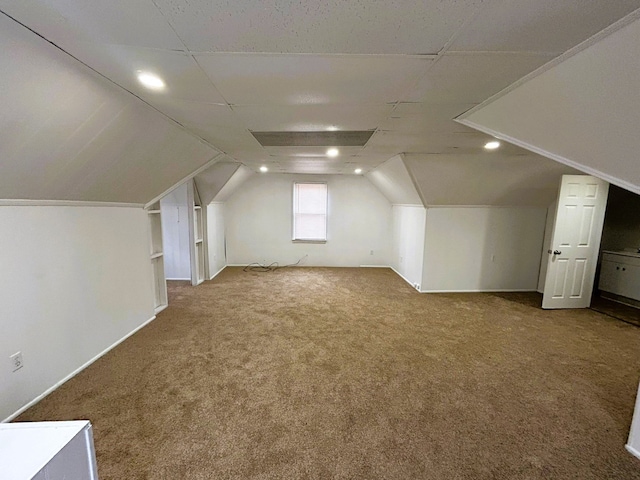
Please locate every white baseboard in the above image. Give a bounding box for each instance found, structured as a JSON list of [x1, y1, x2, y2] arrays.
[[154, 304, 168, 314], [228, 264, 392, 268], [2, 315, 157, 423], [420, 288, 538, 293], [209, 265, 226, 280], [626, 444, 640, 460], [166, 277, 190, 281], [390, 267, 421, 292]]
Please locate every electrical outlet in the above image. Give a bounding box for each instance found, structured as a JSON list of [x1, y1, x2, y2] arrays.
[[10, 352, 23, 372]]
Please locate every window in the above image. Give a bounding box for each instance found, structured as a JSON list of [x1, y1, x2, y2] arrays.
[[293, 182, 327, 242]]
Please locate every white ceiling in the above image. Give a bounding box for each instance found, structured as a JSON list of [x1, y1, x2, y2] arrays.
[[0, 14, 219, 204], [404, 154, 581, 207], [459, 12, 640, 196], [1, 0, 639, 179], [366, 155, 423, 206], [194, 160, 241, 205]]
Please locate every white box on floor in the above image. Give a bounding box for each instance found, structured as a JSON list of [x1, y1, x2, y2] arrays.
[[0, 420, 98, 479]]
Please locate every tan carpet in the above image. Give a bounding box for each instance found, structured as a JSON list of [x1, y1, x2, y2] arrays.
[[15, 267, 640, 479], [591, 294, 640, 327]]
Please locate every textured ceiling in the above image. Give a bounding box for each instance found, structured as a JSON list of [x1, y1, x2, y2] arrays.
[[0, 0, 639, 177]]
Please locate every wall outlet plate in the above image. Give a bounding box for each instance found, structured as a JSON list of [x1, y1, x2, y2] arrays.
[[10, 351, 23, 372]]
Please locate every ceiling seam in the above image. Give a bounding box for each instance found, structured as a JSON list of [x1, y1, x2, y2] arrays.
[[394, 0, 490, 105]]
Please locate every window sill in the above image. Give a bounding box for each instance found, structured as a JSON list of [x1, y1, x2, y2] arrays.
[[292, 239, 327, 244]]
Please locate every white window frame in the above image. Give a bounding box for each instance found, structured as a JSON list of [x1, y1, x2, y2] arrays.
[[292, 182, 328, 243]]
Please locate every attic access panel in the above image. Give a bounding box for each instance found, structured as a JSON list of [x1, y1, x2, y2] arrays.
[[251, 131, 375, 147]]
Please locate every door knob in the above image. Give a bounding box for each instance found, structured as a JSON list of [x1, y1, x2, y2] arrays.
[[553, 250, 562, 255]]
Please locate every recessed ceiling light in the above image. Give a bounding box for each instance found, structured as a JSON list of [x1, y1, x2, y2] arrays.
[[327, 148, 339, 157], [259, 166, 268, 173], [326, 126, 338, 131], [136, 71, 165, 91], [484, 140, 501, 150], [354, 168, 362, 174]]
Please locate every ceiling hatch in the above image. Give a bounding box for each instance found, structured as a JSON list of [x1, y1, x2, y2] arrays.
[[251, 131, 375, 147]]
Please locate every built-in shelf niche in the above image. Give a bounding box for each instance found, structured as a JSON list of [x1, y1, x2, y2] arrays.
[[195, 206, 203, 242], [189, 181, 206, 286], [147, 201, 168, 313], [196, 242, 205, 283], [192, 203, 205, 284]]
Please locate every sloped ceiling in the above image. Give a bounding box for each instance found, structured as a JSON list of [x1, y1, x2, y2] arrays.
[[366, 155, 423, 206], [0, 14, 219, 204], [458, 11, 640, 196], [194, 160, 241, 205], [404, 154, 581, 206], [2, 1, 638, 178], [212, 166, 254, 203]]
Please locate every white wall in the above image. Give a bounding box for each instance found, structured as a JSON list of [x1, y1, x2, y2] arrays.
[[0, 206, 155, 422], [391, 206, 426, 289], [422, 207, 547, 292], [225, 174, 392, 267], [207, 203, 226, 278], [161, 184, 191, 280]]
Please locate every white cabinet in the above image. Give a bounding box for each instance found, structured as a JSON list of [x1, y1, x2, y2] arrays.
[[599, 251, 640, 302], [0, 421, 99, 480]]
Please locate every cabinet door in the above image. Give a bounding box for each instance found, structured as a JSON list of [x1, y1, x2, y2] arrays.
[[618, 264, 640, 301], [599, 260, 621, 293]]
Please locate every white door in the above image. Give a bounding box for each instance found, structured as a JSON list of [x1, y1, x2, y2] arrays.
[[542, 175, 609, 309]]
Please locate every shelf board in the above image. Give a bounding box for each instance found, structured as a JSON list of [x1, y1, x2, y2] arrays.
[[147, 209, 161, 214], [150, 252, 164, 259]]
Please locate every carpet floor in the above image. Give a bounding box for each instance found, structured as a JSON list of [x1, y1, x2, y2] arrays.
[[15, 267, 640, 479], [591, 294, 640, 327]]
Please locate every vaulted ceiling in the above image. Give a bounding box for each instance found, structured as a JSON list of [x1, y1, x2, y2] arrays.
[[0, 1, 638, 205], [2, 0, 638, 178]]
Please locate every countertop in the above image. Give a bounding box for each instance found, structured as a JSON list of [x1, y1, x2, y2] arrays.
[[603, 250, 640, 259]]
